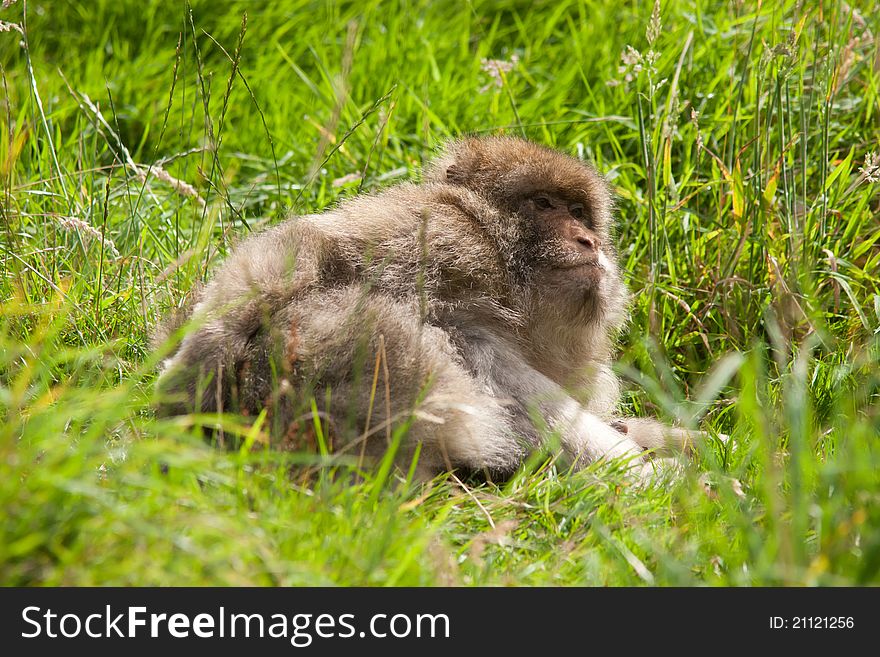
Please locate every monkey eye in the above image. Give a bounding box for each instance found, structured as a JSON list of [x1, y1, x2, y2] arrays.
[[569, 203, 585, 219], [533, 195, 553, 210]]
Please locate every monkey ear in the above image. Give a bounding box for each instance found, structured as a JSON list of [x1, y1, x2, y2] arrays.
[[440, 140, 483, 185]]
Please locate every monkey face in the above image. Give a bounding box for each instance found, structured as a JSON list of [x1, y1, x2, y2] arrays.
[[521, 191, 604, 271], [513, 190, 625, 324], [428, 136, 627, 325]]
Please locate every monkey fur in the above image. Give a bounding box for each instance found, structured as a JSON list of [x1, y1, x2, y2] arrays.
[[154, 136, 702, 480]]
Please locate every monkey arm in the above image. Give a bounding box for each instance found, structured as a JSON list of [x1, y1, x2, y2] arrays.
[[618, 417, 695, 455], [619, 417, 724, 456], [451, 324, 649, 475]]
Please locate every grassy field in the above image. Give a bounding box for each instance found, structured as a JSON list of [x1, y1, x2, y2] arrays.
[[1, 0, 879, 586]]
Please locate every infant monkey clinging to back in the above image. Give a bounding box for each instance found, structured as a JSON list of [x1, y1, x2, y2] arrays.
[[155, 136, 703, 481]]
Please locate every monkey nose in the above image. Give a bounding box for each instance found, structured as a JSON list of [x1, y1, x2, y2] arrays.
[[575, 234, 599, 251]]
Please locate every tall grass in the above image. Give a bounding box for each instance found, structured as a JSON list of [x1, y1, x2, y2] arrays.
[[1, 0, 879, 585]]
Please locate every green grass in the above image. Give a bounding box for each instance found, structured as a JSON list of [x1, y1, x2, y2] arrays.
[[2, 0, 879, 586]]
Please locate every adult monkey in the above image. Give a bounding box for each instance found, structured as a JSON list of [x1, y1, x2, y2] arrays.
[[155, 136, 702, 480]]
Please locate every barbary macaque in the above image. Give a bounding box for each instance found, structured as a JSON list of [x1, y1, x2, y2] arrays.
[[154, 136, 702, 480]]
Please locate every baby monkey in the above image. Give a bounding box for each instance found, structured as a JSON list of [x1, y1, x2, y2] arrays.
[[155, 136, 700, 480]]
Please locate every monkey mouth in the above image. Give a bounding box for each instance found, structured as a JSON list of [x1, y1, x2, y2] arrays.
[[556, 259, 604, 271], [541, 260, 604, 295]]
